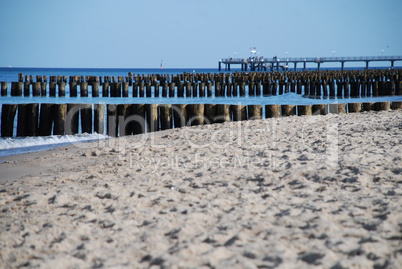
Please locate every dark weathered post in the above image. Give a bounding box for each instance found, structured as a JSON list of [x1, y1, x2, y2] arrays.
[[1, 104, 17, 137], [33, 82, 41, 96], [312, 104, 327, 115], [347, 103, 362, 113], [79, 82, 88, 97], [187, 104, 204, 126], [17, 104, 27, 136], [147, 104, 159, 132], [204, 104, 216, 124], [81, 104, 92, 134], [374, 102, 390, 111], [281, 105, 296, 116], [215, 104, 231, 123], [58, 79, 66, 97], [172, 104, 187, 128], [50, 78, 59, 97], [39, 103, 54, 136], [297, 105, 312, 116], [11, 82, 23, 96], [94, 104, 105, 134], [248, 105, 262, 120], [107, 104, 118, 137], [66, 104, 79, 135], [362, 102, 374, 111], [160, 105, 172, 130], [329, 103, 346, 114], [92, 79, 100, 97], [391, 101, 402, 110], [54, 104, 67, 135], [103, 77, 110, 97], [1, 81, 8, 96], [70, 76, 78, 97], [265, 105, 281, 118], [231, 105, 247, 121]]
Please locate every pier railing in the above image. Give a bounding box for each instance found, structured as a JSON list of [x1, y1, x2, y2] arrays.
[[221, 56, 402, 63]]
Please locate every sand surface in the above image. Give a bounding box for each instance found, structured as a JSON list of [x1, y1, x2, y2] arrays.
[[1, 110, 402, 268]]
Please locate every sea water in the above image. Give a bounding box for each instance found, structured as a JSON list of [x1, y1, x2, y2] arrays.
[[1, 67, 401, 158]]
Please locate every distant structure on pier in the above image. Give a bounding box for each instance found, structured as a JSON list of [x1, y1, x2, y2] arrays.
[[219, 50, 402, 72]]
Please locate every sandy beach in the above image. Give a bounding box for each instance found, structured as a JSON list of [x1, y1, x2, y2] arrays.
[[1, 109, 401, 268]]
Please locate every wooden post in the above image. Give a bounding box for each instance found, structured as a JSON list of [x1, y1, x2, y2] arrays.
[[80, 82, 88, 97], [191, 82, 197, 97], [81, 104, 92, 134], [94, 104, 105, 134], [154, 82, 160, 97], [362, 102, 374, 111], [374, 102, 390, 111], [17, 104, 27, 136], [265, 105, 281, 118], [66, 104, 79, 135], [131, 104, 146, 135], [207, 82, 213, 97], [11, 82, 23, 96], [39, 103, 54, 136], [169, 82, 175, 97], [117, 104, 130, 136], [172, 104, 187, 128], [103, 79, 110, 97], [107, 104, 118, 137], [185, 82, 192, 97], [329, 103, 346, 114], [231, 105, 247, 121], [54, 104, 67, 135], [33, 82, 41, 96], [204, 104, 216, 124], [187, 104, 204, 126], [25, 104, 39, 136], [215, 104, 231, 123], [248, 105, 262, 120], [297, 105, 312, 116], [49, 77, 56, 97], [18, 73, 24, 82], [281, 105, 296, 116], [69, 76, 77, 97], [1, 104, 17, 137], [312, 104, 327, 115], [160, 105, 172, 130], [215, 82, 222, 97], [347, 103, 362, 113], [92, 81, 100, 97], [177, 82, 184, 97], [1, 82, 8, 96], [23, 81, 30, 97], [58, 81, 66, 97], [391, 101, 402, 110], [147, 104, 159, 132], [145, 82, 152, 97]]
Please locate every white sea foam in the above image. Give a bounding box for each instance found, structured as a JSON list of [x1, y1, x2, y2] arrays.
[[0, 133, 109, 158]]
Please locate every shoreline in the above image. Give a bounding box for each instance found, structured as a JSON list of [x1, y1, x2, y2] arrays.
[[0, 109, 401, 268]]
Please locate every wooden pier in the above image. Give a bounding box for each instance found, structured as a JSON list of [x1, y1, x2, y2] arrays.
[[219, 56, 402, 72]]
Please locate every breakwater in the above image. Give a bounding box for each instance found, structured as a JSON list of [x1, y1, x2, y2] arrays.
[[1, 69, 402, 99], [1, 101, 401, 138]]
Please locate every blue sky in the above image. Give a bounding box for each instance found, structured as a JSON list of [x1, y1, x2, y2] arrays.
[[1, 0, 401, 68]]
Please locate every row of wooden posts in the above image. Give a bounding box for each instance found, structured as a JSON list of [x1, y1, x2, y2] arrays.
[[1, 102, 401, 138], [1, 69, 401, 99]]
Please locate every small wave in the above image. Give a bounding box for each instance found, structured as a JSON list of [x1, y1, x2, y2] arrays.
[[0, 133, 109, 158]]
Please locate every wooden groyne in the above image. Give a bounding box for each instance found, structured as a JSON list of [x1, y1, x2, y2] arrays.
[[1, 69, 401, 99], [1, 101, 401, 138]]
